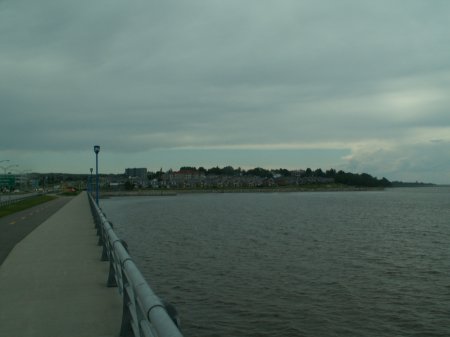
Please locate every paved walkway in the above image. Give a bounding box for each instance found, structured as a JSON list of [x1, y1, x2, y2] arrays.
[[0, 196, 72, 264], [0, 192, 122, 337]]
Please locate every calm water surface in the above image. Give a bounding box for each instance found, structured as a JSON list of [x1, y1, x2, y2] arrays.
[[101, 188, 450, 337]]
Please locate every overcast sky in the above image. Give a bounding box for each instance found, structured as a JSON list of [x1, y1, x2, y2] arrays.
[[1, 0, 450, 183]]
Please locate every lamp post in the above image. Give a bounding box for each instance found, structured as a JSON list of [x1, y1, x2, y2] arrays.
[[89, 168, 93, 195], [94, 145, 100, 205], [0, 164, 18, 175]]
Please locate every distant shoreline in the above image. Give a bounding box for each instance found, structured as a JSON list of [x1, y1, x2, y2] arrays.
[[101, 185, 386, 197]]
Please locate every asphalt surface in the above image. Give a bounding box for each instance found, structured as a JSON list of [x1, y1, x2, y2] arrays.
[[0, 196, 72, 265], [0, 192, 122, 337]]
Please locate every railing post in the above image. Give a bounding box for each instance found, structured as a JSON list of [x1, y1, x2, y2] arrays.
[[119, 278, 133, 337], [107, 261, 118, 287], [101, 242, 109, 261], [107, 239, 127, 288]]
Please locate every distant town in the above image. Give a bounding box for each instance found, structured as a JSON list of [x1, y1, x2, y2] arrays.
[[1, 165, 435, 194]]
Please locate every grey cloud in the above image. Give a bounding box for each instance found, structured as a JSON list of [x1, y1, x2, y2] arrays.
[[1, 0, 450, 182]]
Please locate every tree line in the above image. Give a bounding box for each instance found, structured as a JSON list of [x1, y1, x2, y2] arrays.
[[148, 166, 392, 188]]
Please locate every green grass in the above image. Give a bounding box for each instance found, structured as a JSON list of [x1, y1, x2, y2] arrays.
[[0, 195, 57, 218]]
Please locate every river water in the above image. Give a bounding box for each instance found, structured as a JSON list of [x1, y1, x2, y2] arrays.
[[101, 188, 450, 337]]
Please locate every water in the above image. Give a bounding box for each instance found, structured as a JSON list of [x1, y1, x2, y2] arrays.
[[101, 188, 450, 337]]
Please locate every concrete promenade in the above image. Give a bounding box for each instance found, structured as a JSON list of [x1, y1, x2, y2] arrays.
[[0, 192, 122, 337]]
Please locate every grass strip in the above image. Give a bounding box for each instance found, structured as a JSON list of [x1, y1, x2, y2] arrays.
[[0, 195, 57, 218]]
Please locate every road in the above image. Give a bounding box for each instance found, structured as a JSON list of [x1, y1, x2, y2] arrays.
[[0, 196, 72, 264]]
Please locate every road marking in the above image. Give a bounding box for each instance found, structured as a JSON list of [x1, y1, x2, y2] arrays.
[[9, 221, 16, 225]]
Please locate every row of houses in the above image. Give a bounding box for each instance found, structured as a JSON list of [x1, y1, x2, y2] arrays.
[[157, 170, 334, 189], [160, 171, 264, 189], [104, 168, 335, 190]]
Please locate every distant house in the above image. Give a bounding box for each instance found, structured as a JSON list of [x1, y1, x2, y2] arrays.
[[161, 169, 206, 188]]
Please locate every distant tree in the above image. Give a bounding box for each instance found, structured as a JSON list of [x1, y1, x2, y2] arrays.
[[380, 177, 392, 187], [304, 168, 313, 177], [272, 168, 291, 176], [124, 181, 134, 190], [325, 169, 336, 178], [334, 170, 391, 187], [148, 170, 164, 180], [205, 166, 240, 176], [179, 166, 197, 172], [314, 168, 325, 177], [207, 166, 223, 175], [245, 167, 272, 178], [222, 166, 236, 176]]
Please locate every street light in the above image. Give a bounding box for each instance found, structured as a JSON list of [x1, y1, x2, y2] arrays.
[[89, 168, 93, 195], [94, 145, 100, 205], [0, 164, 18, 175]]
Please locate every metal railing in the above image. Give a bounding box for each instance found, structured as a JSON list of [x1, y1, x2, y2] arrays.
[[88, 193, 184, 337]]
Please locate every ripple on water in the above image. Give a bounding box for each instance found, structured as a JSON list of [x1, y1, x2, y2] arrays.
[[102, 189, 450, 337]]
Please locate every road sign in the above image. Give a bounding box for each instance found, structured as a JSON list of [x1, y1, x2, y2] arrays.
[[0, 175, 15, 188]]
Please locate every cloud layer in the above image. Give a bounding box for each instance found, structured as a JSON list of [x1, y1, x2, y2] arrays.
[[1, 0, 450, 182]]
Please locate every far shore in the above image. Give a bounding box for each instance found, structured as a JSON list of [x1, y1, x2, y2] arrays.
[[100, 185, 385, 197]]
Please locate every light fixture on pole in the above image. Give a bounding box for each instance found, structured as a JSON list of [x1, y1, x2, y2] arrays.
[[89, 168, 93, 195], [0, 164, 18, 175], [94, 145, 100, 205]]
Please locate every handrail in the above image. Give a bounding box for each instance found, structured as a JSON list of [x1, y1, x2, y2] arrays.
[[88, 193, 184, 337]]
